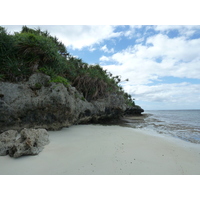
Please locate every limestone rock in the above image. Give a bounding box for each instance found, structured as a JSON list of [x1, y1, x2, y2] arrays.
[[0, 130, 18, 156], [28, 72, 51, 89], [125, 106, 144, 115], [0, 128, 49, 158], [0, 73, 143, 132]]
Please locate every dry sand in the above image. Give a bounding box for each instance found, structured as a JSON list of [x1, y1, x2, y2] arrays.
[[1, 124, 200, 175]]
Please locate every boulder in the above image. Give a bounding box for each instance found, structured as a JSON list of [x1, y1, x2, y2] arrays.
[[0, 128, 49, 158]]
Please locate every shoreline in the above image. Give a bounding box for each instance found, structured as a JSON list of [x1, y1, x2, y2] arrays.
[[1, 124, 200, 175]]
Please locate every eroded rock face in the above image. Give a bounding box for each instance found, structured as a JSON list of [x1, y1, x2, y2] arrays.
[[0, 128, 49, 158], [0, 73, 131, 132], [124, 107, 144, 116], [0, 73, 130, 133]]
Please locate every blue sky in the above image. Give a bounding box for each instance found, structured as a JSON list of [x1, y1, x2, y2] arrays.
[[2, 25, 200, 110]]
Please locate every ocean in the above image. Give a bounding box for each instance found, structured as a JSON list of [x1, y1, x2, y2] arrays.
[[123, 110, 200, 144]]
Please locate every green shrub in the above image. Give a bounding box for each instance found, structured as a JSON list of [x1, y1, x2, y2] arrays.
[[81, 96, 85, 101], [14, 32, 63, 70], [39, 66, 57, 77], [0, 26, 137, 108], [34, 83, 42, 89], [50, 76, 70, 87], [0, 27, 22, 81], [0, 26, 69, 82]]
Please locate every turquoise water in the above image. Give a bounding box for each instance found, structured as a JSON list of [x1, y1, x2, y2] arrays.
[[133, 110, 200, 144]]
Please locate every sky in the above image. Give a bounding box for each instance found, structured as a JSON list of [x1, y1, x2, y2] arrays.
[[2, 25, 200, 110]]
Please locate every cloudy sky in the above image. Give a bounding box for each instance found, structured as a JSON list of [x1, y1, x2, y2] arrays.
[[2, 25, 200, 110]]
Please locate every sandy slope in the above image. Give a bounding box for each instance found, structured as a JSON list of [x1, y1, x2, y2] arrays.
[[1, 125, 200, 175]]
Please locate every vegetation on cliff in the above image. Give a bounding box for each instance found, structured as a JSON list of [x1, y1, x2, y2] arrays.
[[0, 26, 140, 108]]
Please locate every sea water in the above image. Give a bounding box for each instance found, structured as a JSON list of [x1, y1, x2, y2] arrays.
[[126, 110, 200, 144]]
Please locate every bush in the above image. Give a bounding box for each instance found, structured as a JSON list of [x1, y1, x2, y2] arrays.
[[14, 32, 66, 73], [0, 26, 69, 82], [0, 26, 136, 107], [50, 76, 70, 87], [0, 27, 20, 81]]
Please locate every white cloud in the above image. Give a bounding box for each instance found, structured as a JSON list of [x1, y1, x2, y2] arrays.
[[155, 25, 200, 31], [2, 25, 122, 50], [100, 45, 114, 53], [145, 34, 200, 61], [154, 25, 200, 37], [123, 25, 143, 39], [124, 82, 200, 105], [100, 32, 200, 109], [135, 37, 145, 43], [54, 25, 122, 49], [88, 46, 96, 52], [101, 33, 200, 85], [100, 56, 111, 62]]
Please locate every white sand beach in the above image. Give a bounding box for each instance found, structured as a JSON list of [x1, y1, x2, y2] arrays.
[[1, 124, 200, 175]]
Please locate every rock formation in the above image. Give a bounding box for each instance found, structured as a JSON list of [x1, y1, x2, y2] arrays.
[[0, 128, 49, 158], [124, 106, 144, 116], [0, 73, 143, 133]]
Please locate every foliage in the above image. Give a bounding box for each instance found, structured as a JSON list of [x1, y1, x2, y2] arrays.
[[50, 76, 70, 87], [34, 83, 42, 90], [0, 26, 136, 106], [21, 26, 68, 57], [0, 27, 21, 81], [0, 26, 68, 81], [14, 31, 68, 74], [123, 92, 136, 106]]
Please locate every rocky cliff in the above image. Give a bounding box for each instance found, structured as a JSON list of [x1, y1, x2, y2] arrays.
[[0, 73, 143, 133]]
